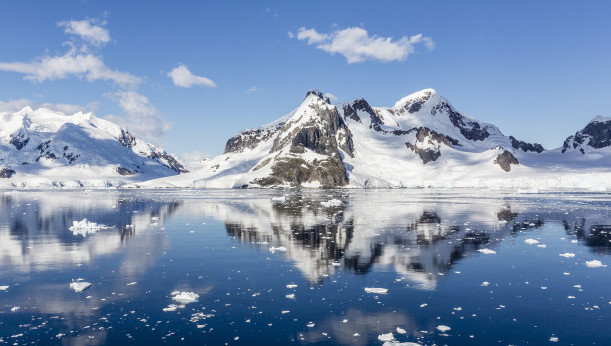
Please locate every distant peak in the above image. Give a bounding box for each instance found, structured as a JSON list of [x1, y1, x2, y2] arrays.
[[305, 90, 331, 104], [590, 115, 611, 124], [393, 88, 443, 112]]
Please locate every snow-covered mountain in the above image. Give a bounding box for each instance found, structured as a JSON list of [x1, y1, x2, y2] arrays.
[[0, 107, 186, 187], [137, 89, 611, 189]]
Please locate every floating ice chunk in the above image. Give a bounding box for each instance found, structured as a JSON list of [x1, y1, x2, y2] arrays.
[[570, 240, 579, 244], [331, 262, 341, 267], [286, 294, 295, 299], [525, 239, 539, 245], [364, 287, 388, 294], [70, 281, 92, 292], [436, 325, 451, 333], [321, 199, 343, 208], [127, 282, 137, 286], [481, 281, 490, 287], [559, 253, 575, 258], [281, 310, 290, 314], [585, 260, 605, 268], [11, 306, 20, 312], [396, 327, 407, 334], [342, 319, 348, 323], [550, 336, 559, 342], [271, 196, 287, 203], [377, 333, 395, 342], [453, 307, 462, 311], [69, 218, 111, 237], [171, 291, 199, 304], [162, 304, 180, 312], [286, 284, 298, 289], [419, 303, 428, 308], [306, 322, 315, 328], [270, 246, 288, 253], [568, 296, 576, 299], [537, 244, 547, 248], [0, 285, 8, 291], [477, 248, 496, 255]]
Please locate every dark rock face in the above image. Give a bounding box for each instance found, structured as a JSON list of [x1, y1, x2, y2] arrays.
[[116, 167, 136, 176], [118, 129, 137, 149], [562, 119, 611, 153], [225, 126, 283, 154], [147, 150, 188, 173], [404, 127, 459, 164], [10, 132, 29, 150], [0, 168, 16, 178], [431, 102, 490, 141], [35, 140, 58, 162], [509, 136, 544, 153], [400, 90, 432, 114], [494, 149, 519, 172], [342, 99, 384, 132]]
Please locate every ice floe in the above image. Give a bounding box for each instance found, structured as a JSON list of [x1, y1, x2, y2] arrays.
[[321, 199, 343, 208], [477, 248, 496, 254], [364, 287, 388, 294], [171, 291, 199, 303], [550, 336, 559, 342], [585, 260, 605, 268], [286, 284, 298, 289], [396, 327, 407, 334], [0, 285, 8, 291], [269, 246, 288, 253], [481, 281, 490, 287], [559, 253, 575, 258], [377, 332, 395, 342], [10, 306, 20, 312], [70, 281, 92, 292], [68, 218, 111, 237], [524, 239, 539, 245], [436, 325, 451, 333]]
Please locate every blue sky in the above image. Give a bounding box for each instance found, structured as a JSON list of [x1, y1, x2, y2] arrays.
[[1, 1, 610, 159]]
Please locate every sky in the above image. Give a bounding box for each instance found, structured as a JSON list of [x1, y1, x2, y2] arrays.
[[1, 1, 610, 160]]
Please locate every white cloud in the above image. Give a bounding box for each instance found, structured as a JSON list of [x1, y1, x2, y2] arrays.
[[58, 19, 111, 46], [294, 27, 434, 63], [324, 93, 338, 102], [167, 64, 216, 88], [287, 31, 294, 39], [0, 99, 33, 113], [0, 49, 141, 88], [246, 86, 258, 94], [105, 91, 170, 140]]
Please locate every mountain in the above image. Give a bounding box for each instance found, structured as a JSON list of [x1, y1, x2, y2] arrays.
[[132, 89, 610, 189], [0, 107, 186, 187]]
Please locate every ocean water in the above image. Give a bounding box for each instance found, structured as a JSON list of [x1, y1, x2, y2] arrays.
[[0, 189, 609, 345]]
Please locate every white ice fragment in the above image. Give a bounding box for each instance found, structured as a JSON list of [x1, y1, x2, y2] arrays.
[[550, 336, 559, 342], [281, 310, 290, 314], [342, 319, 348, 323], [396, 327, 407, 334], [377, 332, 395, 342], [477, 248, 496, 255], [171, 291, 199, 304], [69, 218, 111, 237], [436, 325, 451, 333], [573, 285, 582, 288], [453, 307, 462, 311], [321, 199, 343, 208], [0, 285, 8, 291], [364, 287, 388, 294], [286, 284, 298, 289], [585, 260, 605, 268], [271, 196, 287, 203], [70, 281, 92, 292], [481, 281, 490, 287], [331, 262, 341, 267], [163, 304, 178, 312], [286, 294, 295, 299], [10, 306, 20, 312], [571, 240, 579, 243], [420, 303, 428, 308], [568, 296, 576, 299], [537, 244, 547, 248], [524, 239, 539, 245], [559, 253, 575, 258], [307, 322, 315, 328], [127, 282, 137, 286], [269, 246, 288, 253]]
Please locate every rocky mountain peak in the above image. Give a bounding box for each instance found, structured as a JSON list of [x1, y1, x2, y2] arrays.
[[305, 90, 331, 104], [562, 116, 611, 153]]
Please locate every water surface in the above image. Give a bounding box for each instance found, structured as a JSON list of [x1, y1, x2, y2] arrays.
[[0, 189, 609, 345]]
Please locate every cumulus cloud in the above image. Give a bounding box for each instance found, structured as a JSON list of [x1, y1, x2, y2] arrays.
[[293, 26, 434, 63], [105, 91, 170, 140], [324, 93, 338, 102], [0, 49, 141, 88], [246, 86, 258, 94], [58, 19, 111, 46], [0, 99, 33, 113], [167, 64, 216, 88]]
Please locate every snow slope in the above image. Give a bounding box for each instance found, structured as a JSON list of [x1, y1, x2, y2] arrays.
[[0, 107, 186, 188], [135, 89, 611, 189]]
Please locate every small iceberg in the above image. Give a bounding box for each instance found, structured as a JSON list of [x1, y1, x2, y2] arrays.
[[0, 285, 9, 291], [364, 287, 388, 294], [585, 260, 605, 268], [70, 281, 92, 292], [171, 291, 199, 304], [436, 325, 451, 333], [321, 199, 343, 208], [269, 246, 287, 253], [524, 239, 539, 245], [69, 218, 111, 237], [559, 253, 575, 258], [378, 333, 395, 342], [477, 248, 496, 255]]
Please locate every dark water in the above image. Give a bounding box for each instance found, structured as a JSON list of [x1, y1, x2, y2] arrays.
[[0, 189, 609, 345]]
